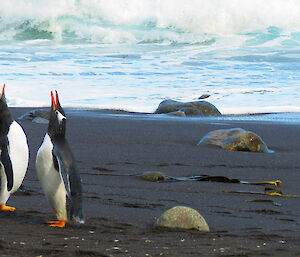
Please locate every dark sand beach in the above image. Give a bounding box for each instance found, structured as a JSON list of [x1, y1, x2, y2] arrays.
[[1, 107, 300, 256]]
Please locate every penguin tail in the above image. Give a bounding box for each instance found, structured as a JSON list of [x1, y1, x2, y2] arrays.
[[72, 214, 85, 224], [67, 197, 85, 224], [71, 205, 85, 224]]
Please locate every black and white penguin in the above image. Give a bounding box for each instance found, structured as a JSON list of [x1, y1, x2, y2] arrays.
[[0, 84, 29, 211], [36, 91, 84, 227]]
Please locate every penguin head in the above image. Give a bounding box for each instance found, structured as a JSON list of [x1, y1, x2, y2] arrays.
[[0, 84, 12, 133], [48, 91, 66, 138]]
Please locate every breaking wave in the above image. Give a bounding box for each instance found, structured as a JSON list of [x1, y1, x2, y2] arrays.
[[1, 0, 300, 45]]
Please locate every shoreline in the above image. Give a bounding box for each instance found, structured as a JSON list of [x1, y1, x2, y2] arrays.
[[1, 107, 300, 256], [15, 106, 300, 125]]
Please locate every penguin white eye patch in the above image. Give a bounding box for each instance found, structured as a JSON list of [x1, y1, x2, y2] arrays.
[[55, 110, 66, 123]]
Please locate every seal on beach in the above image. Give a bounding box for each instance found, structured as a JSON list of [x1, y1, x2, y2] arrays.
[[154, 99, 221, 116], [198, 128, 273, 153], [18, 109, 50, 124], [0, 84, 29, 212], [36, 91, 84, 227]]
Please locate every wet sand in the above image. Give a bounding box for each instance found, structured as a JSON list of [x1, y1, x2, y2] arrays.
[[1, 107, 300, 256]]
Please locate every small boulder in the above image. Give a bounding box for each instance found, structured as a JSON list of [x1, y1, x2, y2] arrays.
[[155, 99, 221, 117], [198, 128, 273, 153], [156, 206, 210, 232]]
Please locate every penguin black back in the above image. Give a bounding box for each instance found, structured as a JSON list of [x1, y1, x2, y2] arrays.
[[0, 84, 14, 191]]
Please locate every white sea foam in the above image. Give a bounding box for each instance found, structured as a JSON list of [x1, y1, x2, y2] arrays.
[[1, 0, 300, 43], [0, 1, 300, 115]]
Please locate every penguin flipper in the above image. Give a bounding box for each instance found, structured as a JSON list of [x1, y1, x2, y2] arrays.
[[0, 137, 13, 191], [52, 148, 71, 198], [52, 143, 85, 224]]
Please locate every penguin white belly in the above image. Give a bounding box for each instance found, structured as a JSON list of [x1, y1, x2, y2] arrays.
[[36, 134, 67, 221], [0, 168, 8, 204], [0, 121, 29, 204]]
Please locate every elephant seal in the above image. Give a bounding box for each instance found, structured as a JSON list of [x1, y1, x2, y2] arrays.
[[18, 109, 50, 124], [155, 99, 221, 117], [198, 128, 273, 153]]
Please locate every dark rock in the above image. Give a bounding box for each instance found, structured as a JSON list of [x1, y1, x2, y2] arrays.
[[198, 94, 210, 99]]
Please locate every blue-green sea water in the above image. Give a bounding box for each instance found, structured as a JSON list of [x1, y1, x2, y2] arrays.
[[1, 0, 300, 115]]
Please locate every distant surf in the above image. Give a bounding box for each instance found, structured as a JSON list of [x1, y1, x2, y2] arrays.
[[1, 0, 300, 44], [0, 0, 300, 115]]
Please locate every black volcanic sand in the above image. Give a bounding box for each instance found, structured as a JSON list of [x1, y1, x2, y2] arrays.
[[1, 107, 300, 256]]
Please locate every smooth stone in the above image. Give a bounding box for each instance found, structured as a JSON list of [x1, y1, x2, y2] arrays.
[[156, 206, 210, 231], [198, 128, 273, 153], [140, 172, 166, 182], [154, 99, 221, 116], [18, 109, 50, 123]]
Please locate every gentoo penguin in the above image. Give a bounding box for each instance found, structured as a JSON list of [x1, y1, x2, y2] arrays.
[[0, 84, 29, 211], [36, 91, 84, 227]]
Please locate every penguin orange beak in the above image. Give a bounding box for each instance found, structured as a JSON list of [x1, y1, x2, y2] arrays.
[[0, 84, 5, 100], [51, 91, 58, 110]]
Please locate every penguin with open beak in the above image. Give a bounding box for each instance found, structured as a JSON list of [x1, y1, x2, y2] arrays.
[[36, 91, 84, 227], [0, 84, 29, 212]]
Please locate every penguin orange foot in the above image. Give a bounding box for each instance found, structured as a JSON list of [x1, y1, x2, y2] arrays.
[[47, 220, 66, 228], [0, 204, 16, 212]]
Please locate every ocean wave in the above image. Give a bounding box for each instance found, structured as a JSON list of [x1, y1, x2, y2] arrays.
[[1, 0, 300, 45]]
